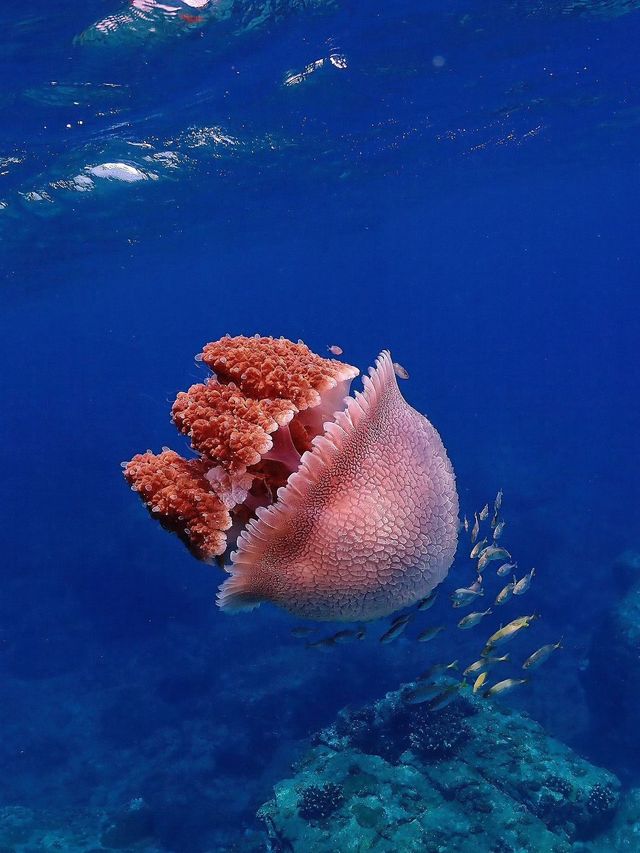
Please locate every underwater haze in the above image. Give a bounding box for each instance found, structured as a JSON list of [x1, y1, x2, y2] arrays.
[[1, 0, 640, 850]]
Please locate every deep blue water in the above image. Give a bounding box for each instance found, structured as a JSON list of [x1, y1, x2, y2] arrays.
[[1, 0, 639, 850]]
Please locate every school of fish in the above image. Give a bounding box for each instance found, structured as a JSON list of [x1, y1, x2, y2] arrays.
[[291, 482, 560, 711]]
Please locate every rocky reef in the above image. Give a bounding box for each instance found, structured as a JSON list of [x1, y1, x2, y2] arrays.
[[582, 550, 640, 778], [259, 684, 622, 852]]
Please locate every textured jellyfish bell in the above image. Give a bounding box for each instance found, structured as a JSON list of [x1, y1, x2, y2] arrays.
[[219, 350, 458, 621], [123, 336, 458, 622]]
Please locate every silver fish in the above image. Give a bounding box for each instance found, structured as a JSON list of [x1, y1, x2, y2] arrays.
[[429, 682, 464, 710], [463, 516, 469, 533], [492, 520, 505, 541], [495, 580, 516, 606], [332, 628, 365, 643], [450, 585, 484, 608], [513, 567, 535, 596], [417, 625, 445, 642], [418, 660, 459, 681], [494, 488, 503, 513], [522, 640, 562, 670], [479, 504, 489, 521], [496, 561, 518, 577], [471, 513, 480, 544], [477, 546, 512, 571], [458, 608, 492, 629], [404, 681, 446, 705], [470, 537, 488, 559], [462, 654, 510, 677], [393, 361, 410, 380], [306, 637, 337, 651], [484, 678, 527, 698], [482, 615, 538, 655], [473, 671, 488, 694], [417, 590, 439, 611], [380, 620, 409, 643]]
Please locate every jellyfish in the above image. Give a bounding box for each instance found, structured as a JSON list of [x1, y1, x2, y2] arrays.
[[124, 335, 458, 621]]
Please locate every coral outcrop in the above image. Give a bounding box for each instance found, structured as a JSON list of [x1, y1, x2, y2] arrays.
[[583, 550, 640, 777], [259, 684, 621, 851]]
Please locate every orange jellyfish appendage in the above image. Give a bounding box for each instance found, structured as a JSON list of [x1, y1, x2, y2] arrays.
[[123, 335, 359, 564]]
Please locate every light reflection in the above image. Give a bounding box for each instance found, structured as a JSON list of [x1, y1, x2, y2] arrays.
[[284, 52, 348, 87]]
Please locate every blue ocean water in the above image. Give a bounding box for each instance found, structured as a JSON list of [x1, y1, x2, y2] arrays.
[[1, 0, 639, 850]]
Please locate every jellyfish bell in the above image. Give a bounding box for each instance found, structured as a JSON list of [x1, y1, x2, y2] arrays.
[[124, 335, 458, 621]]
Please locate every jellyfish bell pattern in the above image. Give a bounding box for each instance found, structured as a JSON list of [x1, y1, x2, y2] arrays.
[[124, 335, 459, 621]]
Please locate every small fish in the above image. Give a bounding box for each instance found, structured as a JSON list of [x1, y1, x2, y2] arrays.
[[417, 625, 445, 642], [391, 612, 413, 627], [306, 637, 337, 650], [479, 504, 489, 521], [470, 537, 488, 559], [328, 344, 343, 356], [463, 654, 510, 677], [494, 488, 503, 513], [418, 660, 459, 680], [404, 681, 446, 705], [484, 678, 527, 698], [469, 575, 483, 592], [291, 626, 314, 638], [523, 640, 562, 670], [491, 510, 499, 530], [463, 515, 469, 533], [495, 580, 516, 606], [492, 520, 505, 541], [458, 608, 492, 629], [473, 671, 488, 694], [450, 585, 484, 608], [417, 590, 439, 611], [482, 615, 538, 655], [496, 561, 518, 577], [332, 629, 364, 644], [393, 361, 409, 380], [471, 512, 480, 544], [477, 546, 512, 571], [429, 682, 463, 710], [513, 567, 536, 596], [380, 620, 410, 643]]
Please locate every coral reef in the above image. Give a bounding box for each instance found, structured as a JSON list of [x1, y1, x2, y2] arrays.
[[298, 783, 345, 820], [260, 683, 622, 851]]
